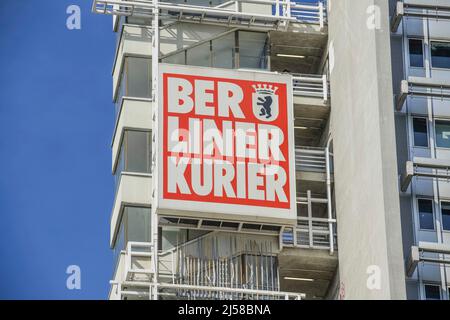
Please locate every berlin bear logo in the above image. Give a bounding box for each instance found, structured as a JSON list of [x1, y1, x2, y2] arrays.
[[252, 84, 279, 122]]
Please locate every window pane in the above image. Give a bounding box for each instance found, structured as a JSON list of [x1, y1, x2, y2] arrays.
[[442, 202, 450, 231], [413, 118, 428, 147], [425, 285, 441, 300], [125, 130, 152, 173], [126, 57, 152, 98], [435, 120, 450, 148], [238, 31, 268, 69], [409, 39, 424, 68], [212, 33, 235, 69], [125, 207, 151, 243], [113, 220, 125, 268], [162, 228, 188, 251], [418, 199, 434, 230], [114, 141, 126, 191], [431, 42, 450, 69], [187, 42, 211, 67], [163, 51, 185, 65]]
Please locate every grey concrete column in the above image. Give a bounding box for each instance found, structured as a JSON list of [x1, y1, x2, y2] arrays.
[[328, 0, 406, 299]]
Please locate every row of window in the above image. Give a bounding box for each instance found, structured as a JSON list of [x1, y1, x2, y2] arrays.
[[162, 30, 269, 70], [409, 39, 450, 69], [417, 198, 450, 231], [114, 31, 269, 114], [413, 117, 450, 148]]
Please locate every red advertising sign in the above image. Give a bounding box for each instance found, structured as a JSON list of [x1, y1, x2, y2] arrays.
[[157, 65, 296, 224]]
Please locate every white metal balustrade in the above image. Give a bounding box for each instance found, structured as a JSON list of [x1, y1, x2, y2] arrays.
[[92, 0, 326, 30], [295, 146, 331, 172], [292, 74, 328, 101], [290, 147, 336, 253], [111, 237, 305, 300], [282, 217, 336, 250], [391, 1, 450, 32]]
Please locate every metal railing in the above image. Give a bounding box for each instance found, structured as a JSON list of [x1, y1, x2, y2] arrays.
[[112, 238, 306, 300], [292, 73, 328, 100], [282, 217, 336, 250], [290, 147, 336, 253], [391, 1, 450, 32], [124, 241, 154, 281], [295, 146, 331, 172], [92, 0, 326, 29], [150, 283, 304, 300]]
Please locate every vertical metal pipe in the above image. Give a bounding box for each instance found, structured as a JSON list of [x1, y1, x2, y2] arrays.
[[325, 140, 334, 254], [307, 190, 313, 248], [150, 0, 160, 300]]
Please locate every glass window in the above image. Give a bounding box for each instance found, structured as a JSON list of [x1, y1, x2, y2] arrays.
[[441, 202, 450, 231], [418, 199, 434, 230], [125, 207, 151, 243], [212, 33, 235, 69], [425, 284, 441, 300], [238, 31, 268, 69], [409, 39, 424, 68], [431, 41, 450, 69], [126, 57, 152, 98], [114, 130, 152, 190], [187, 41, 211, 67], [112, 206, 151, 267], [163, 51, 186, 65], [413, 118, 428, 147], [113, 220, 125, 269], [125, 130, 152, 173], [435, 120, 450, 148]]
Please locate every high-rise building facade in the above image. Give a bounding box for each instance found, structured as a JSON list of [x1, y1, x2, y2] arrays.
[[92, 0, 450, 300]]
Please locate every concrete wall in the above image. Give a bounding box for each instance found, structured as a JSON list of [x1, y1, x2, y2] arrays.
[[328, 0, 406, 299]]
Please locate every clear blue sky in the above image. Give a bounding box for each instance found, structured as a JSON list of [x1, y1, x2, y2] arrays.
[[0, 0, 115, 299], [0, 0, 324, 300]]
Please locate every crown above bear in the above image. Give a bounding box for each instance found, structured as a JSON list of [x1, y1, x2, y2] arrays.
[[252, 84, 279, 95]]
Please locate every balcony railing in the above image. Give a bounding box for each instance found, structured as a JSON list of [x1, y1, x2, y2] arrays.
[[292, 73, 328, 101], [401, 157, 450, 192], [295, 146, 332, 173], [282, 217, 336, 250], [391, 1, 450, 32], [111, 238, 305, 300], [396, 77, 450, 111], [93, 0, 326, 30]]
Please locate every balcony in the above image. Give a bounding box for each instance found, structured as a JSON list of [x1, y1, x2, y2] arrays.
[[279, 146, 337, 299], [112, 97, 153, 173], [406, 241, 450, 277], [110, 242, 154, 299], [112, 24, 153, 100], [292, 75, 330, 146], [295, 146, 332, 185], [93, 0, 327, 32], [400, 156, 450, 192], [396, 76, 450, 111], [110, 234, 305, 300], [391, 0, 450, 33], [110, 172, 152, 246]]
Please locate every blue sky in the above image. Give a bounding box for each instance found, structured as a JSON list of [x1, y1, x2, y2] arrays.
[[0, 0, 114, 299]]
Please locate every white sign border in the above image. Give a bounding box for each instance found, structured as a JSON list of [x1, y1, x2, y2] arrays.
[[157, 63, 297, 225]]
